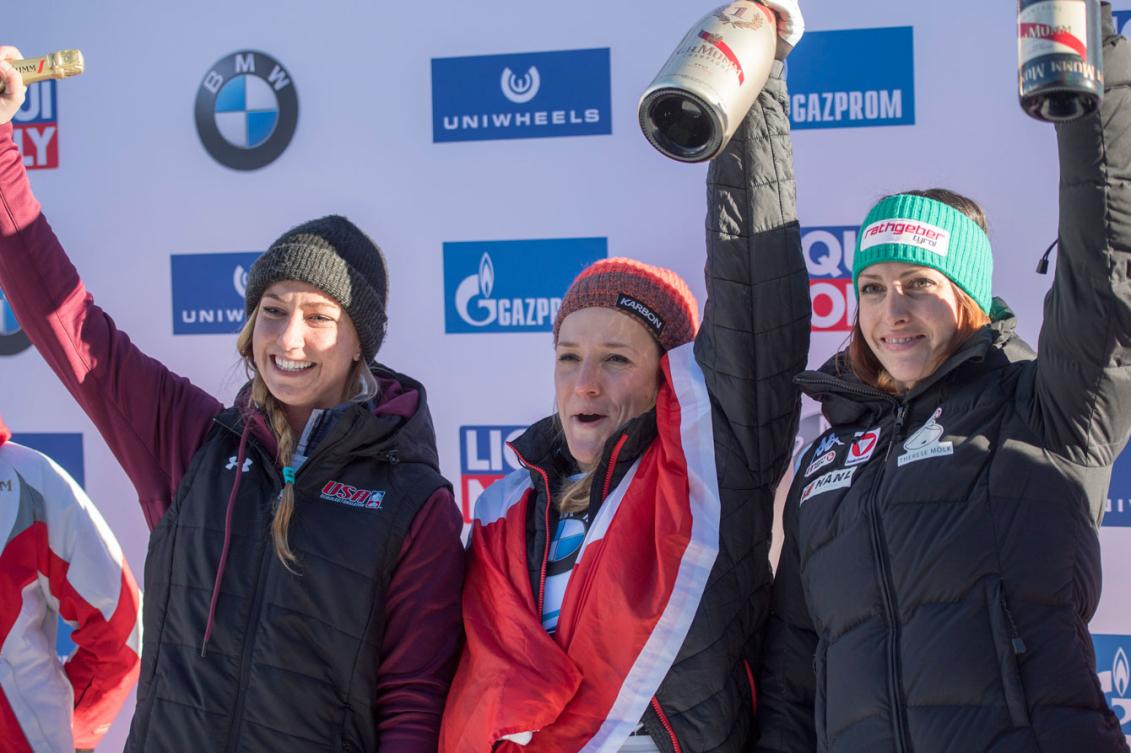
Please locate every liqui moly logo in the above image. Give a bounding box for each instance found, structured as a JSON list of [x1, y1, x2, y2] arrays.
[[320, 480, 385, 510], [1094, 634, 1131, 743], [803, 226, 857, 333], [860, 219, 950, 257], [460, 425, 525, 522], [12, 81, 58, 169]]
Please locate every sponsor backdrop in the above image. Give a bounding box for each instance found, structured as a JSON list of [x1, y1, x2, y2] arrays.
[[1, 1, 1129, 747]]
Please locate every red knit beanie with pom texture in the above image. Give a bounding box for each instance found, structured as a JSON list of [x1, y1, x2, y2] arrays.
[[553, 257, 699, 352]]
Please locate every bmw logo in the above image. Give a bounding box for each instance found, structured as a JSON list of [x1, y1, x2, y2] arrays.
[[0, 287, 31, 356], [195, 51, 298, 171]]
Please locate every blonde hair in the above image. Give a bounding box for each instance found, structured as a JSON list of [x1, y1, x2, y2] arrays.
[[557, 472, 592, 516], [236, 308, 364, 571]]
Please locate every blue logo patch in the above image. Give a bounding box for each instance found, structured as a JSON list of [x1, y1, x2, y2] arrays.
[[10, 432, 85, 660], [1105, 443, 1131, 526], [803, 226, 858, 332], [1093, 634, 1131, 743], [171, 252, 262, 335], [0, 285, 31, 356], [786, 27, 915, 130], [432, 48, 611, 142], [459, 425, 526, 522], [442, 238, 606, 333], [1116, 10, 1131, 36], [12, 81, 58, 169]]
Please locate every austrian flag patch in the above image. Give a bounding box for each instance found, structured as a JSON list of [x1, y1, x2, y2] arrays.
[[320, 480, 386, 510]]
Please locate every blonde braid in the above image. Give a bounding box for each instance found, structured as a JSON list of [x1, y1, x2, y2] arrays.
[[237, 312, 301, 572]]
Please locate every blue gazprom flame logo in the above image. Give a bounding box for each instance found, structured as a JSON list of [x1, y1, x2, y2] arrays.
[[1095, 635, 1131, 741], [455, 253, 497, 327]]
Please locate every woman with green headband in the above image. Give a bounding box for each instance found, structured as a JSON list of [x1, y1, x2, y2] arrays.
[[755, 6, 1131, 753]]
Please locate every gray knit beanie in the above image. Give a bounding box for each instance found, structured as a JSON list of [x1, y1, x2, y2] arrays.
[[244, 215, 389, 361]]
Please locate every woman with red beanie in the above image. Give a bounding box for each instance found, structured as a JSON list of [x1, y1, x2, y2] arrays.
[[439, 3, 810, 751]]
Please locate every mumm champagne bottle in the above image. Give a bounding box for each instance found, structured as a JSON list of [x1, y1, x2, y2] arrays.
[[639, 0, 777, 162], [1018, 0, 1103, 121]]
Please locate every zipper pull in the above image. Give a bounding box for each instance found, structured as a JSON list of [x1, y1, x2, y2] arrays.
[[385, 448, 399, 464], [884, 404, 909, 462]]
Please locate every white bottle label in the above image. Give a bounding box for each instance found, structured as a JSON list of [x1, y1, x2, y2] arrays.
[[1019, 1, 1089, 61]]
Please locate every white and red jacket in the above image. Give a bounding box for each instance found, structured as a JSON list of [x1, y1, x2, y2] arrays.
[[0, 417, 142, 752], [440, 346, 722, 753]]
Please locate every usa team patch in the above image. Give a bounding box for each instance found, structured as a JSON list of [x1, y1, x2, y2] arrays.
[[320, 480, 385, 510]]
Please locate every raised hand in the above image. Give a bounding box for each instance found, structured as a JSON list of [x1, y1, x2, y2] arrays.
[[0, 46, 27, 125]]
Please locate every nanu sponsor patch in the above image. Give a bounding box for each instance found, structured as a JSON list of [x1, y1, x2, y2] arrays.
[[320, 480, 385, 510], [800, 466, 857, 505]]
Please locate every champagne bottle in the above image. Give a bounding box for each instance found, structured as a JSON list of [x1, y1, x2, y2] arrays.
[[1018, 0, 1103, 122]]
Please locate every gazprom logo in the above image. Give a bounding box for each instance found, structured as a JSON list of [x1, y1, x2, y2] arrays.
[[432, 48, 611, 142], [1094, 634, 1131, 743], [785, 27, 915, 130], [803, 226, 857, 332], [1104, 443, 1131, 526], [171, 252, 262, 334], [443, 238, 607, 333], [460, 425, 526, 522]]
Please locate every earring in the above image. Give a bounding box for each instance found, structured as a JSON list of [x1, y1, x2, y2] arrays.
[[354, 353, 361, 362]]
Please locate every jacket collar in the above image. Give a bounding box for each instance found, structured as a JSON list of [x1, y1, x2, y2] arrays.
[[213, 363, 441, 471], [797, 298, 1033, 426], [510, 409, 658, 512]]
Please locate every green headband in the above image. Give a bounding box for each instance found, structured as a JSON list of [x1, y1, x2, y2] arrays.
[[852, 194, 993, 313]]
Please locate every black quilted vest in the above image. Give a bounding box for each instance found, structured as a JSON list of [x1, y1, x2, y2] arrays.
[[126, 399, 447, 752]]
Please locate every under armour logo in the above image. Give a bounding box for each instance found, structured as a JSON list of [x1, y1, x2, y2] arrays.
[[226, 456, 253, 472]]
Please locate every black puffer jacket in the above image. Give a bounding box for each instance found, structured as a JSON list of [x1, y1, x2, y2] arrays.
[[756, 9, 1131, 753]]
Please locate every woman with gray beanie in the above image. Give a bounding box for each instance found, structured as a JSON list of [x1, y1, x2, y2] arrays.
[[0, 47, 464, 753]]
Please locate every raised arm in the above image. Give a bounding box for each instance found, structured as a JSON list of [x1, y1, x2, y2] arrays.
[[0, 50, 221, 528], [694, 60, 811, 491], [1032, 6, 1131, 482]]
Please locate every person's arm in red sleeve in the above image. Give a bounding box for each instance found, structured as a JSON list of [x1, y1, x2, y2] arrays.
[[374, 488, 466, 753], [0, 51, 221, 529]]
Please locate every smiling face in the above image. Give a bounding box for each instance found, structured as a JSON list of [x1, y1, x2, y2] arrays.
[[252, 280, 361, 431], [857, 262, 961, 393], [554, 308, 662, 471]]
